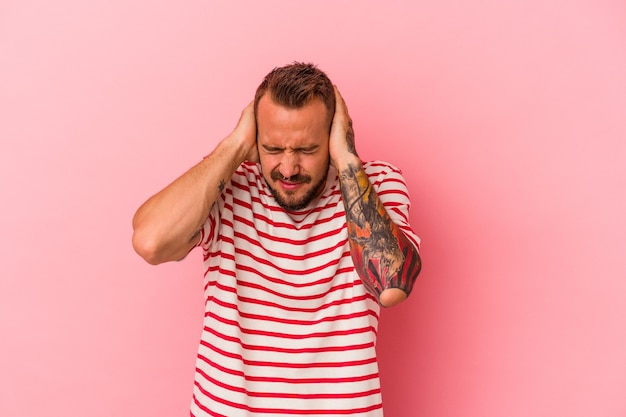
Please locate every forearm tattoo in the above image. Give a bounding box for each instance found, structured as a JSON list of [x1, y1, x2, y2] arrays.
[[346, 121, 358, 157], [340, 164, 421, 300]]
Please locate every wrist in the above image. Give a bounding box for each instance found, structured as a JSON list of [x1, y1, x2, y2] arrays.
[[227, 131, 256, 162], [214, 134, 250, 168], [334, 153, 362, 174]]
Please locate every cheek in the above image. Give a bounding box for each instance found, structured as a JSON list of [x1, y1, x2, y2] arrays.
[[306, 154, 330, 176], [259, 155, 279, 176]]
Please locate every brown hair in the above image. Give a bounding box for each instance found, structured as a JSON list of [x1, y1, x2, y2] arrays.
[[254, 62, 336, 126]]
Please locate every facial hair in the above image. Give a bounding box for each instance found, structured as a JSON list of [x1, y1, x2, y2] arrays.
[[265, 169, 328, 211]]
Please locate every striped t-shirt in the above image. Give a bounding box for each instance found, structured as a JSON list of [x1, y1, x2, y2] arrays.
[[190, 160, 420, 417]]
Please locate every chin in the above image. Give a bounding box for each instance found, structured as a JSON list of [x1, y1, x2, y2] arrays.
[[265, 172, 327, 211], [276, 193, 313, 211]]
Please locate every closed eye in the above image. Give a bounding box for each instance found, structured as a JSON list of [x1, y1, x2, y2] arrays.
[[298, 146, 319, 155], [262, 145, 283, 154], [262, 145, 319, 155]]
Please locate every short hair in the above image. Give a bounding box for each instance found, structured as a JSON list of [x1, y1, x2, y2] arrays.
[[254, 62, 336, 126]]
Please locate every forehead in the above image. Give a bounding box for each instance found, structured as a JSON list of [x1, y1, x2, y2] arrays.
[[256, 95, 330, 146]]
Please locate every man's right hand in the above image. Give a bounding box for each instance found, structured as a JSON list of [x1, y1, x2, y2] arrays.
[[230, 101, 259, 164]]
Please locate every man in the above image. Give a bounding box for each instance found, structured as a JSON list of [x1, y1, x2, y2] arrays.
[[132, 62, 421, 417]]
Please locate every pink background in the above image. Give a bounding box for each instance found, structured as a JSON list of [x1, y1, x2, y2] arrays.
[[2, 1, 625, 416]]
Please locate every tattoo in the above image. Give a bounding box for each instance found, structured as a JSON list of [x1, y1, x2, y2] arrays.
[[346, 120, 358, 157], [340, 164, 421, 301], [188, 229, 201, 244], [218, 179, 226, 193]]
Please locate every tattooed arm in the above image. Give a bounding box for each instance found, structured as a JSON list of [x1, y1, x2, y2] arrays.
[[132, 102, 258, 265], [330, 87, 421, 307]]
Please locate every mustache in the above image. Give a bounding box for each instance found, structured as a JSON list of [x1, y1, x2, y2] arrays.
[[270, 171, 312, 183]]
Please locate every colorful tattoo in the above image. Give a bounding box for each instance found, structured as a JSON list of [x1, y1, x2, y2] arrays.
[[340, 163, 421, 300]]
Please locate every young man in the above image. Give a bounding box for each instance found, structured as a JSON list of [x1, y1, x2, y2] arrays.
[[132, 62, 421, 417]]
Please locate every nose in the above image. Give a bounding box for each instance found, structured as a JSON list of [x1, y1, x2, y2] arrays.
[[278, 152, 300, 179]]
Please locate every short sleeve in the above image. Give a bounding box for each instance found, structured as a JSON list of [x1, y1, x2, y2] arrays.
[[367, 161, 421, 251], [195, 201, 221, 253]]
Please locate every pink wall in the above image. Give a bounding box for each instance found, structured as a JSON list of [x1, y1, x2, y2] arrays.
[[1, 1, 625, 416]]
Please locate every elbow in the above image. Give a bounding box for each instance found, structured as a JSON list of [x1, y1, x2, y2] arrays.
[[379, 249, 421, 308], [132, 229, 167, 265], [379, 288, 408, 308]]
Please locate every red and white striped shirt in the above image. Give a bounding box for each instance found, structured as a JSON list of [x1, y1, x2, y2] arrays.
[[190, 161, 420, 417]]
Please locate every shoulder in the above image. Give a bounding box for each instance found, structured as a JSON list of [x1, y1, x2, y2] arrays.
[[363, 160, 403, 176], [229, 162, 264, 190], [362, 160, 406, 187], [234, 161, 262, 180]]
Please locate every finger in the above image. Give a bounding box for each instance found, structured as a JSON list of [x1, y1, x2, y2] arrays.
[[243, 100, 255, 114], [333, 85, 350, 118]]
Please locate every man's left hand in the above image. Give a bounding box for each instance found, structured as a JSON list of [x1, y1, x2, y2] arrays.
[[329, 86, 361, 171]]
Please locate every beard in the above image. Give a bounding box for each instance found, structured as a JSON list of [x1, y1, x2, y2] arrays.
[[265, 169, 328, 211]]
